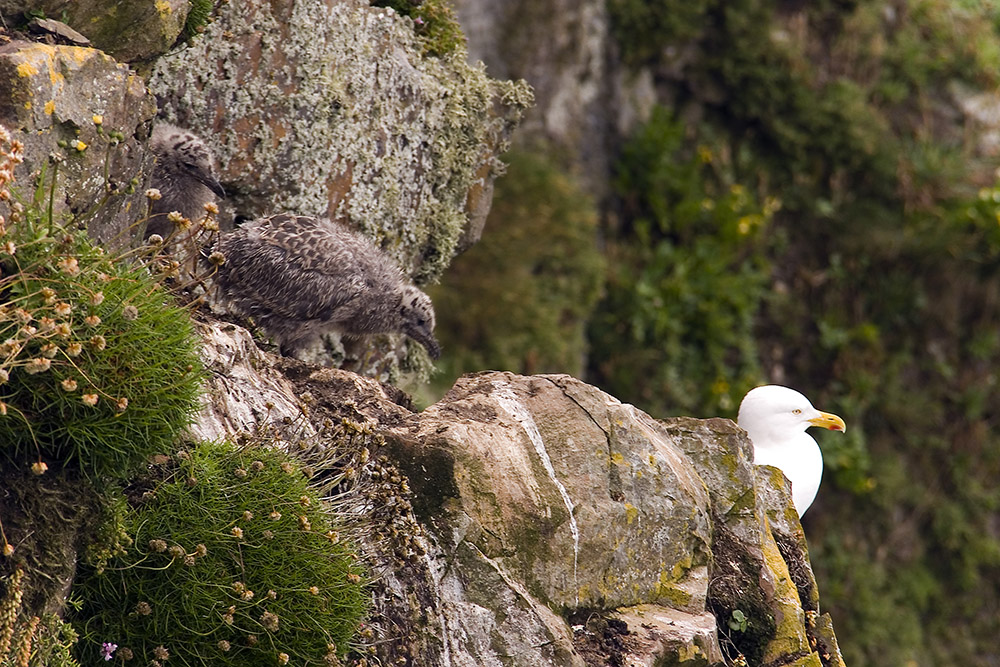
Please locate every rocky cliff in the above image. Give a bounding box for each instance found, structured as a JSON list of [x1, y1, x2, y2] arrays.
[[0, 1, 846, 665], [195, 322, 846, 666]]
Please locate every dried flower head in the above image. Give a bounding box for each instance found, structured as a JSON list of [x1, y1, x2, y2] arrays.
[[149, 539, 168, 553], [183, 555, 196, 567], [278, 652, 289, 665], [122, 304, 139, 321], [269, 511, 281, 521], [231, 527, 244, 539], [66, 342, 83, 357], [218, 640, 231, 652], [195, 543, 207, 557], [90, 291, 105, 306], [56, 256, 80, 276], [116, 397, 128, 412], [40, 343, 57, 358], [233, 467, 247, 479], [85, 315, 101, 327], [40, 287, 56, 304], [168, 545, 185, 559], [309, 586, 320, 595], [2, 543, 12, 557], [135, 601, 152, 616], [251, 459, 265, 471], [61, 377, 78, 392], [31, 461, 48, 475], [24, 357, 51, 374], [147, 234, 164, 245], [153, 646, 169, 661], [39, 316, 55, 331], [243, 510, 254, 521], [203, 201, 219, 215], [118, 647, 133, 661], [54, 322, 71, 337], [82, 393, 98, 406], [261, 611, 279, 632], [89, 335, 106, 350], [0, 369, 7, 384], [208, 251, 226, 266], [298, 515, 311, 531], [145, 188, 162, 201]]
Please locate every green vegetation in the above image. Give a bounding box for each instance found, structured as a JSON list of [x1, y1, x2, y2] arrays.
[[0, 569, 80, 667], [595, 0, 1000, 663], [369, 0, 465, 56], [71, 440, 368, 667], [588, 109, 773, 416], [183, 0, 215, 39], [428, 150, 604, 395], [0, 172, 203, 480]]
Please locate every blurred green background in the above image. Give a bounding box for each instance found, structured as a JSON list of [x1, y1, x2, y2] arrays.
[[426, 1, 1000, 664]]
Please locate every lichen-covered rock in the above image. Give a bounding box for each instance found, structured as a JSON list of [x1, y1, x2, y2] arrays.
[[148, 0, 532, 284], [0, 41, 156, 244], [0, 0, 188, 62], [386, 372, 713, 615], [665, 417, 840, 667]]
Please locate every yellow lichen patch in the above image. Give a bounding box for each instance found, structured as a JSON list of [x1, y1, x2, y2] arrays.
[[16, 61, 38, 78], [23, 101, 31, 110], [610, 451, 626, 466], [624, 502, 639, 525], [155, 0, 173, 15], [44, 100, 55, 115]]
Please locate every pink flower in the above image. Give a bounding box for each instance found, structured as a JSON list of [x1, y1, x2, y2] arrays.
[[101, 642, 117, 661]]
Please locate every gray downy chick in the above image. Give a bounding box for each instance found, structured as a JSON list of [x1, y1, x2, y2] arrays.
[[214, 213, 441, 359], [147, 123, 225, 239]]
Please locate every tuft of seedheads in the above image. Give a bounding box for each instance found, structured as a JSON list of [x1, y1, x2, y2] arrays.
[[0, 124, 204, 480]]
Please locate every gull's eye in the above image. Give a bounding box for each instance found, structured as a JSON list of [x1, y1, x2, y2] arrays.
[[793, 409, 802, 415]]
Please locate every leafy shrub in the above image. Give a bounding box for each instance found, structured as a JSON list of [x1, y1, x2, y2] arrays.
[[0, 128, 203, 479], [71, 440, 368, 666], [588, 108, 773, 416]]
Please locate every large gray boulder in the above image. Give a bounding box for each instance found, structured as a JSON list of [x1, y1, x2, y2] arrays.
[[148, 0, 531, 284]]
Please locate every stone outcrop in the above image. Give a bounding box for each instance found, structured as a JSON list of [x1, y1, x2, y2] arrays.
[[147, 0, 531, 283], [0, 41, 156, 245], [193, 323, 847, 666], [0, 0, 189, 62]]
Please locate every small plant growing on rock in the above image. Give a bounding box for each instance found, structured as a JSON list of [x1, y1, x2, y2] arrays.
[[0, 125, 203, 479], [70, 440, 368, 666], [0, 568, 80, 667]]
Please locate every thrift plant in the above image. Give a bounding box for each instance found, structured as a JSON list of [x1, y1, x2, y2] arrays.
[[0, 125, 203, 479], [71, 440, 368, 666]]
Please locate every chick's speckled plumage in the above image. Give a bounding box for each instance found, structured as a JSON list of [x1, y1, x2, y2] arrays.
[[147, 123, 224, 238], [214, 214, 440, 359]]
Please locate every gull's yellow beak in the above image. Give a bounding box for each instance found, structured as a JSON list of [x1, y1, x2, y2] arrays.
[[809, 411, 846, 433]]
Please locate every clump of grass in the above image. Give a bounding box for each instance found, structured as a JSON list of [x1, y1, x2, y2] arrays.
[[183, 0, 215, 39], [0, 125, 204, 479], [70, 440, 369, 667]]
